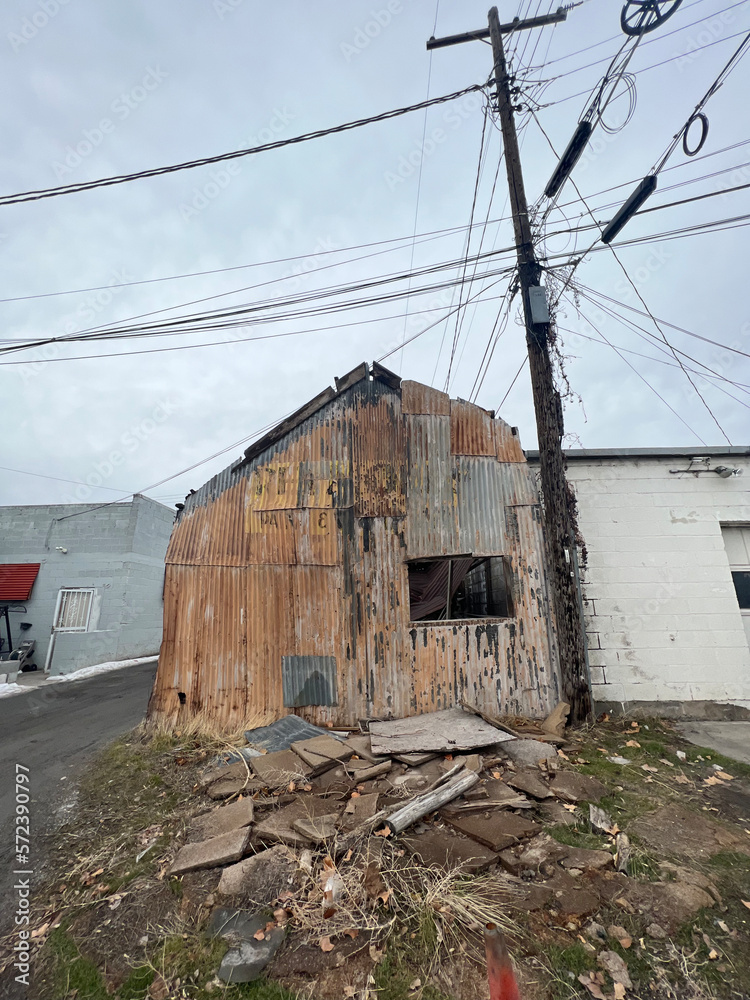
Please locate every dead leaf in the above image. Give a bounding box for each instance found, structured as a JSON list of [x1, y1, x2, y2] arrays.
[[674, 774, 690, 784], [659, 758, 674, 768], [374, 825, 391, 838], [625, 740, 640, 748], [30, 923, 49, 940], [715, 771, 734, 781], [253, 929, 266, 941], [557, 750, 569, 760], [708, 949, 719, 960], [704, 776, 722, 787], [343, 928, 360, 939], [319, 936, 335, 953], [578, 974, 607, 1000], [377, 889, 392, 905], [492, 769, 503, 778], [409, 979, 422, 992], [343, 849, 353, 862], [614, 984, 627, 1000], [350, 791, 361, 799], [369, 943, 386, 964], [149, 975, 170, 1000], [742, 900, 750, 910], [563, 803, 577, 812], [344, 988, 357, 999], [717, 920, 730, 933], [641, 764, 658, 773]]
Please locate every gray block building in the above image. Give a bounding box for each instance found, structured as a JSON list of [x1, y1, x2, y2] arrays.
[[0, 495, 173, 676]]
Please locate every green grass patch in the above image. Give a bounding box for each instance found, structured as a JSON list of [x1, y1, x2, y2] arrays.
[[47, 927, 109, 1000], [546, 823, 610, 851]]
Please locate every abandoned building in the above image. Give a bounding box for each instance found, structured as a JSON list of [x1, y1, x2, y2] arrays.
[[148, 362, 561, 729]]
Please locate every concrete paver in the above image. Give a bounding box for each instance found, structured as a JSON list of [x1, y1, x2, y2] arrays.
[[677, 721, 750, 766]]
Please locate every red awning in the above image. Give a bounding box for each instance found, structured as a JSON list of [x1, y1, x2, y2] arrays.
[[0, 564, 41, 601]]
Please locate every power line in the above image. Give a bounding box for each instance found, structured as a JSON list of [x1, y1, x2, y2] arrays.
[[0, 86, 486, 208], [572, 303, 709, 444], [528, 108, 734, 444], [0, 465, 133, 493]]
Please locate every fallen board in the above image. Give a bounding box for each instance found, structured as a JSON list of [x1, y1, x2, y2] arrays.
[[369, 708, 515, 756]]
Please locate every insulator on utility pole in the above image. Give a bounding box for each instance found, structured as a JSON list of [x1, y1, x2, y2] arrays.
[[544, 120, 593, 200], [600, 173, 657, 243]]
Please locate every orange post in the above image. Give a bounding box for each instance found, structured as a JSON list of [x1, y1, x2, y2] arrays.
[[484, 923, 521, 1000]]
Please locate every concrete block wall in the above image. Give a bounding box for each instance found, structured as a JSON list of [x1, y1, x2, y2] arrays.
[[0, 495, 173, 675], [562, 452, 750, 713]]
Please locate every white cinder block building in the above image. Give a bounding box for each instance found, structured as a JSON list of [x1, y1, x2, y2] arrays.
[[528, 447, 750, 717]]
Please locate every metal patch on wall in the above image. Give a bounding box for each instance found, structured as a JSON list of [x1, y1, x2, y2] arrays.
[[282, 655, 338, 707]]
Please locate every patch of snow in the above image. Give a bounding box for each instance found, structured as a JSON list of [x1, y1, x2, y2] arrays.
[[0, 682, 26, 699], [51, 655, 158, 683]]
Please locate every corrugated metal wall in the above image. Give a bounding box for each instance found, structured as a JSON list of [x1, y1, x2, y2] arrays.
[[149, 373, 560, 728]]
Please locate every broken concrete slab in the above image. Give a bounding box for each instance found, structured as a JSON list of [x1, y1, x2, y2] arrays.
[[546, 871, 600, 918], [245, 715, 338, 753], [200, 760, 254, 788], [250, 750, 313, 786], [292, 813, 339, 843], [342, 733, 385, 763], [659, 862, 721, 904], [217, 845, 297, 904], [442, 810, 540, 852], [403, 827, 498, 872], [621, 879, 715, 934], [538, 800, 580, 827], [498, 832, 569, 875], [506, 769, 552, 800], [630, 802, 750, 861], [550, 771, 607, 804], [207, 775, 265, 801], [369, 708, 514, 756], [338, 792, 380, 833], [291, 735, 354, 771], [254, 797, 341, 848], [501, 739, 557, 767], [188, 798, 254, 842], [560, 847, 614, 872], [170, 827, 252, 876]]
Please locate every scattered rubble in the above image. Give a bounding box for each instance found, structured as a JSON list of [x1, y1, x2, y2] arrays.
[[26, 706, 750, 999]]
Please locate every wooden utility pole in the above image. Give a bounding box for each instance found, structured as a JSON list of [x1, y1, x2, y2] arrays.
[[428, 7, 592, 722]]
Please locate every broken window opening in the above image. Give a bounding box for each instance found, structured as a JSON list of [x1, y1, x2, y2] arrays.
[[408, 556, 513, 622]]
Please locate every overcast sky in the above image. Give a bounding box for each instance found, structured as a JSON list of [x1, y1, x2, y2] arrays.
[[2, 0, 749, 510]]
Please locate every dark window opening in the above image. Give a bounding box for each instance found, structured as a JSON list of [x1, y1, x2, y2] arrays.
[[408, 556, 513, 622], [732, 571, 750, 610]]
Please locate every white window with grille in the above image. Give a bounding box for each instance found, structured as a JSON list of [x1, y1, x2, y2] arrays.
[[53, 588, 95, 632]]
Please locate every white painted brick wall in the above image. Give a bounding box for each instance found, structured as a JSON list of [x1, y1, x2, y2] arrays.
[[565, 454, 750, 710]]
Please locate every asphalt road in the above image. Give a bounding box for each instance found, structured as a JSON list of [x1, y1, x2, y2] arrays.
[[0, 660, 158, 940]]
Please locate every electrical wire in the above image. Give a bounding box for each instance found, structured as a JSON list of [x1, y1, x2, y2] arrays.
[[0, 86, 486, 207]]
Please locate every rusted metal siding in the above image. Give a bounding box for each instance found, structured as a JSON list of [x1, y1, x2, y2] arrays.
[[495, 418, 526, 463], [405, 414, 457, 558], [150, 368, 559, 729], [454, 457, 507, 556], [401, 380, 451, 415], [450, 399, 495, 456]]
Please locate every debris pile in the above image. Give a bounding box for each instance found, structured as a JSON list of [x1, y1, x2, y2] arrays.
[[167, 700, 716, 991]]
